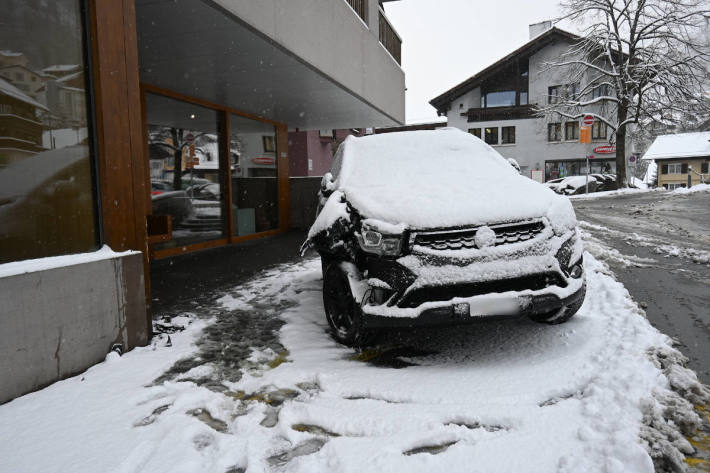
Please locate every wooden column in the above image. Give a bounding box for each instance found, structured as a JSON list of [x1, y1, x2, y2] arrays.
[[276, 123, 290, 231], [89, 0, 151, 344]]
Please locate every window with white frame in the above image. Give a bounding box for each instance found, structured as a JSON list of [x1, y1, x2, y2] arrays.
[[667, 163, 683, 174]]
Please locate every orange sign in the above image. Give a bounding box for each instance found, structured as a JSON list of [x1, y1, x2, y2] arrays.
[[579, 126, 591, 144]]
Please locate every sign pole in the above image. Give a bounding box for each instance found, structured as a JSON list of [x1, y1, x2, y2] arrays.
[[580, 114, 594, 194]]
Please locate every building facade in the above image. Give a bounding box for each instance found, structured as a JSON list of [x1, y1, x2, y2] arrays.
[[643, 131, 710, 189], [0, 0, 404, 403], [430, 24, 624, 182]]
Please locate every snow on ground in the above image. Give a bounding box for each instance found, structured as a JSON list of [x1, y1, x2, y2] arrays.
[[579, 221, 710, 265], [671, 183, 710, 195], [0, 256, 707, 473], [568, 187, 659, 200]]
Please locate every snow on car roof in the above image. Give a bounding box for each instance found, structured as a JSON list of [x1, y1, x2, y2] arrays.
[[335, 128, 560, 229], [642, 131, 710, 160]]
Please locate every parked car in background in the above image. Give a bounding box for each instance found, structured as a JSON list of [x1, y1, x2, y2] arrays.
[[151, 190, 194, 226], [590, 174, 617, 191], [304, 129, 586, 346], [545, 175, 598, 195]]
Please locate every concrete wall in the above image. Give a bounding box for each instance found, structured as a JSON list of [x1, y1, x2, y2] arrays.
[[289, 176, 321, 230], [0, 252, 147, 404], [212, 0, 405, 123]]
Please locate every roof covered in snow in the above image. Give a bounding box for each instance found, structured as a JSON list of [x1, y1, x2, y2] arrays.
[[0, 77, 48, 110], [642, 131, 710, 160]]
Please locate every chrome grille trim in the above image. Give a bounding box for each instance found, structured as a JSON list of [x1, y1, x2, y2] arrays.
[[410, 219, 546, 251]]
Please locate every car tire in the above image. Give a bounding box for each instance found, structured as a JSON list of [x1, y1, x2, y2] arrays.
[[529, 285, 586, 325], [322, 262, 373, 347]]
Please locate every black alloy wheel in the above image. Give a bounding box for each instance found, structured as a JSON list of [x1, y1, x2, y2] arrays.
[[322, 262, 372, 346]]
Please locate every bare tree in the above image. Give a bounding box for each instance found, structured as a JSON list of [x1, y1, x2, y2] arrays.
[[537, 0, 710, 187]]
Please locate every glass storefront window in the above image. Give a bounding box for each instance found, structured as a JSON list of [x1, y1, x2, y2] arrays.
[[545, 159, 615, 181], [230, 114, 278, 235], [0, 0, 98, 263], [146, 93, 226, 249]]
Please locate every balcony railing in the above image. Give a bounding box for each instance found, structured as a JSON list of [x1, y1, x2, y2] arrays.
[[345, 0, 367, 23], [464, 105, 536, 122], [379, 11, 401, 65]]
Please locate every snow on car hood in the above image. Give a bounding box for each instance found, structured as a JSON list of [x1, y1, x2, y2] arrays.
[[335, 128, 563, 229]]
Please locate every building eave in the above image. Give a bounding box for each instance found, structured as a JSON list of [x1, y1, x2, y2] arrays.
[[429, 27, 580, 114]]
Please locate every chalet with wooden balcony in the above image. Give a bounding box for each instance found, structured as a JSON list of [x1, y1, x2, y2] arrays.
[[430, 23, 620, 182]]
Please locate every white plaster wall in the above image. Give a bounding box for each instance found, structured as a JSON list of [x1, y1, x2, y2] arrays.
[[211, 0, 405, 123], [445, 38, 633, 179]]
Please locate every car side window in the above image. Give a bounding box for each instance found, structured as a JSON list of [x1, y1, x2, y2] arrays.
[[331, 144, 345, 179]]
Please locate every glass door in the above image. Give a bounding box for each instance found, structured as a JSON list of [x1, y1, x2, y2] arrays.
[[145, 92, 227, 250]]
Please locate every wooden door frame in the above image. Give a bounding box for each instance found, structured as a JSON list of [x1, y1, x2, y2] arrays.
[[88, 0, 151, 344]]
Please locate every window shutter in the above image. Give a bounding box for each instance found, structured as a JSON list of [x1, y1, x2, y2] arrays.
[[681, 163, 688, 174], [661, 164, 668, 174], [702, 162, 709, 174]]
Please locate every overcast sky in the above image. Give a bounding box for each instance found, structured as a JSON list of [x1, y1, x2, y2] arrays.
[[385, 0, 578, 124]]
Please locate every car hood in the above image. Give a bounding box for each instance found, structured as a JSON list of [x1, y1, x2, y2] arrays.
[[342, 177, 559, 229], [335, 129, 562, 229]]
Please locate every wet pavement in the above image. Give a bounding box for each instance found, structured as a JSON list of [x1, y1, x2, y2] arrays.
[[573, 190, 710, 383]]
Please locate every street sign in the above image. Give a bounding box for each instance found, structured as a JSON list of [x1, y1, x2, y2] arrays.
[[185, 133, 195, 144], [252, 157, 275, 165], [593, 145, 616, 154], [579, 126, 591, 144], [629, 155, 636, 163], [583, 115, 594, 126], [588, 154, 595, 159]]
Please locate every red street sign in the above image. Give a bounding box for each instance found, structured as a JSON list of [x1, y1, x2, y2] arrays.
[[583, 115, 594, 126], [587, 154, 595, 159], [593, 145, 616, 154], [185, 133, 195, 144], [252, 157, 275, 165]]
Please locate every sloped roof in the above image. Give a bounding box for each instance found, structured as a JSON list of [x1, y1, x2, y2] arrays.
[[429, 27, 580, 113], [0, 77, 48, 110], [642, 132, 710, 160]]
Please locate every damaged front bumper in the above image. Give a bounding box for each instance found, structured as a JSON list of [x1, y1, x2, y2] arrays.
[[355, 228, 585, 328]]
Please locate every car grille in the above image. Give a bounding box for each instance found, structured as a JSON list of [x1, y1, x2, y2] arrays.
[[397, 273, 566, 309], [411, 220, 546, 251]]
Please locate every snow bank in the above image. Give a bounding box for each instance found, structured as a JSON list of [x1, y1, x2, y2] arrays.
[[671, 183, 710, 194], [568, 187, 657, 200], [335, 128, 563, 229], [0, 245, 140, 278]]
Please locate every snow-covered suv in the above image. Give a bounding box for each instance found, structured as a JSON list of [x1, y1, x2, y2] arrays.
[[303, 128, 585, 346]]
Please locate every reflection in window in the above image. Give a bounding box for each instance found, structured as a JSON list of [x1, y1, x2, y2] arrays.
[[548, 123, 562, 141], [591, 121, 607, 139], [0, 0, 97, 263], [146, 93, 226, 249], [501, 126, 515, 144], [483, 91, 516, 108], [484, 127, 498, 145], [468, 128, 481, 139], [565, 121, 579, 140], [230, 114, 278, 236]]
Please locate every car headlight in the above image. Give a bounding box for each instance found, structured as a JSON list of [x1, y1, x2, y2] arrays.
[[546, 197, 577, 236], [357, 229, 403, 257]]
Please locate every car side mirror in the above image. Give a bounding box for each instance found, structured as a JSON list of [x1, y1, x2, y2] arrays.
[[320, 172, 335, 197]]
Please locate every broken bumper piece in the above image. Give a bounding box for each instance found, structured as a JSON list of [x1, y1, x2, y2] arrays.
[[360, 279, 586, 329]]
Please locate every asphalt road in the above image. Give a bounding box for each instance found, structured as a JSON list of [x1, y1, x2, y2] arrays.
[[573, 190, 710, 383]]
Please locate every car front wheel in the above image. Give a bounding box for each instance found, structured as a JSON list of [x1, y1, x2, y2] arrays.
[[322, 262, 373, 347]]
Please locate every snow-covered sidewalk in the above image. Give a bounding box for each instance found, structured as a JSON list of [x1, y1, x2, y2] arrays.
[[0, 254, 708, 473]]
